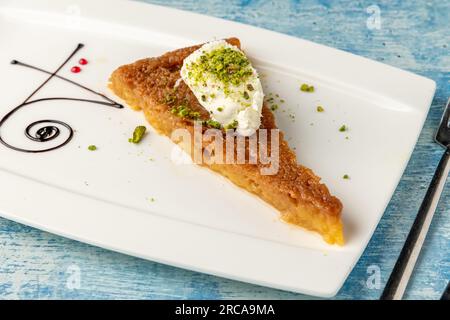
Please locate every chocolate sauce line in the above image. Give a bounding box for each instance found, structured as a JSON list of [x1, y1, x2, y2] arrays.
[[0, 43, 123, 153], [11, 60, 122, 108], [21, 43, 84, 104]]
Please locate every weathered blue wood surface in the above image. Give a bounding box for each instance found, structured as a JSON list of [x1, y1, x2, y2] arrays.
[[0, 0, 449, 300]]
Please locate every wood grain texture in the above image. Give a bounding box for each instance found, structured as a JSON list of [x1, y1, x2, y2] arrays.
[[0, 0, 449, 300]]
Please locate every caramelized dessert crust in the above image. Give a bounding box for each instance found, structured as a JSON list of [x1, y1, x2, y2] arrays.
[[109, 38, 344, 245]]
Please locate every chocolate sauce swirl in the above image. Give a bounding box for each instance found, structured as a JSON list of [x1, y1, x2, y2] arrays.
[[0, 43, 123, 153]]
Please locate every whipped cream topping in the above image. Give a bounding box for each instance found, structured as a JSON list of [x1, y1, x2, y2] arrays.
[[180, 40, 264, 136]]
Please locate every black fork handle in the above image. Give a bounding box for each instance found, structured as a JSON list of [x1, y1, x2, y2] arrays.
[[441, 282, 450, 300], [381, 147, 450, 300]]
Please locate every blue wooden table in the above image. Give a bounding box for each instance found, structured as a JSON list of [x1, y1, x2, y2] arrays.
[[0, 0, 449, 300]]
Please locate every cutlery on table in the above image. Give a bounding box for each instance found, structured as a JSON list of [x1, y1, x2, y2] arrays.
[[441, 282, 450, 300], [381, 98, 450, 300]]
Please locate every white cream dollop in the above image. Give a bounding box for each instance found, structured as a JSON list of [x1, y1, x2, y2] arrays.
[[180, 40, 263, 136]]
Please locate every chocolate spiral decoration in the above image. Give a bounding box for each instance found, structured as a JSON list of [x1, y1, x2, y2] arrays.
[[25, 121, 63, 142], [0, 44, 123, 153]]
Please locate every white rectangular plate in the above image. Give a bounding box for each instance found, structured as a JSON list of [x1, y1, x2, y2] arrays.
[[0, 0, 436, 297]]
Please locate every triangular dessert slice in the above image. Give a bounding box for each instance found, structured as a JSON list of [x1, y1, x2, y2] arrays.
[[109, 38, 344, 245]]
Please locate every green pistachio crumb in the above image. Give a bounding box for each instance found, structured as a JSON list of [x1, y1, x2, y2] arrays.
[[280, 99, 285, 103], [243, 91, 250, 100], [88, 145, 97, 151], [225, 120, 238, 130], [217, 107, 224, 112], [317, 106, 324, 112], [343, 174, 350, 180], [186, 46, 253, 89], [164, 93, 176, 105], [339, 125, 347, 132], [270, 104, 279, 111], [300, 83, 315, 92], [247, 84, 254, 91], [204, 119, 222, 129], [171, 105, 200, 120], [201, 94, 206, 102], [128, 126, 147, 144]]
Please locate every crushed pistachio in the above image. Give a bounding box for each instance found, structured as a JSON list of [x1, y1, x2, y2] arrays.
[[201, 94, 207, 102], [343, 174, 350, 180], [88, 145, 97, 151], [164, 92, 176, 105], [243, 91, 250, 100], [225, 120, 239, 130], [300, 83, 315, 92], [185, 46, 253, 89], [247, 84, 254, 91], [128, 126, 147, 144], [217, 107, 224, 112], [171, 105, 200, 120], [339, 125, 347, 132], [266, 93, 285, 112], [317, 106, 324, 112], [203, 119, 221, 129]]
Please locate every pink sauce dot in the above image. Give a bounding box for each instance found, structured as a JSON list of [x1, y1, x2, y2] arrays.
[[79, 58, 88, 65], [71, 66, 81, 73]]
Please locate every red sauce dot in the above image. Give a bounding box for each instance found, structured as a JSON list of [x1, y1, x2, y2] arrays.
[[71, 66, 81, 73], [79, 58, 88, 65]]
